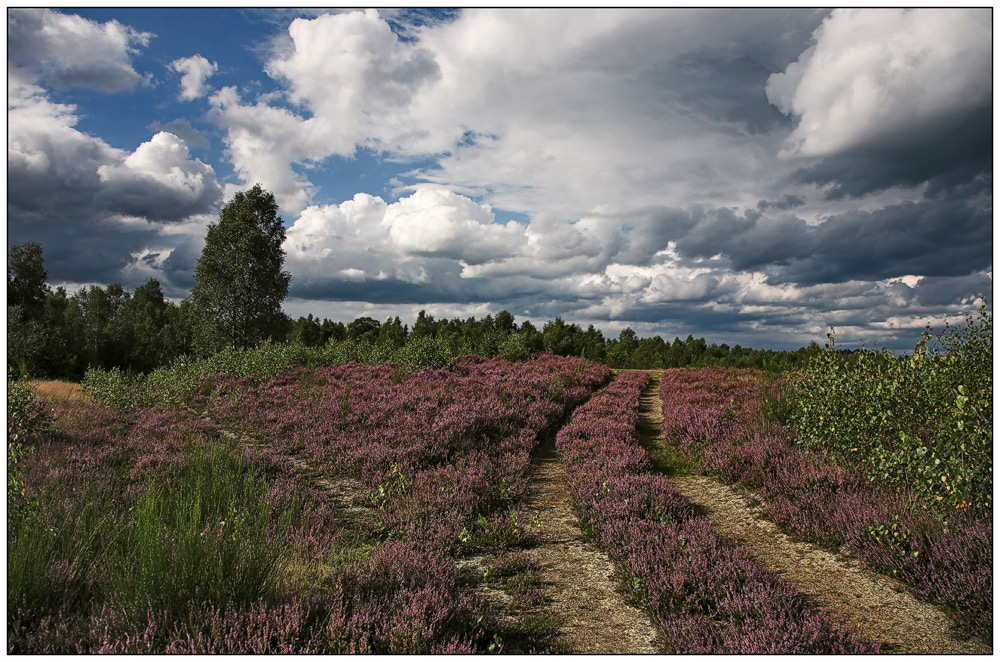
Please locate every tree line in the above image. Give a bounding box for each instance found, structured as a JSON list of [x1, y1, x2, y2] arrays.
[[8, 185, 823, 381]]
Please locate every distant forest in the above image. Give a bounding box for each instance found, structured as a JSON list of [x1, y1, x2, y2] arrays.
[[8, 241, 824, 381]]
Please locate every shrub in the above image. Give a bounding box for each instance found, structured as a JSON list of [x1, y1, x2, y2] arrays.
[[81, 367, 143, 409], [784, 304, 992, 515], [661, 365, 993, 639], [7, 377, 50, 528]]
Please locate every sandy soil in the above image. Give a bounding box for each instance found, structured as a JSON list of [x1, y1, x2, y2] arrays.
[[637, 369, 991, 655]]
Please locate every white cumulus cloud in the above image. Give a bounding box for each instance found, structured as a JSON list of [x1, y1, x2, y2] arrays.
[[7, 8, 152, 92], [208, 86, 329, 214], [213, 9, 821, 217], [169, 54, 218, 101], [766, 8, 992, 158], [97, 131, 221, 221], [385, 188, 525, 264]]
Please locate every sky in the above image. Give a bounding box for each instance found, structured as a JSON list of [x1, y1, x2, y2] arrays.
[[6, 7, 993, 352]]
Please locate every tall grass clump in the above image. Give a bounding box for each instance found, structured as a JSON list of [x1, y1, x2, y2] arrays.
[[8, 490, 108, 623], [782, 304, 992, 517], [8, 439, 296, 639], [106, 443, 295, 621]]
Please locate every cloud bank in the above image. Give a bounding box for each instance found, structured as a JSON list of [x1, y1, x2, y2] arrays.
[[6, 8, 992, 351]]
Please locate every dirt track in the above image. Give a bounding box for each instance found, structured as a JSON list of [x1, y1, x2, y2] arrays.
[[637, 369, 991, 655], [525, 435, 660, 653]]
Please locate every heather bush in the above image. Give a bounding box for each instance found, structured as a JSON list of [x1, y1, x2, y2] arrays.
[[784, 305, 992, 515], [12, 354, 610, 653], [7, 399, 346, 654]]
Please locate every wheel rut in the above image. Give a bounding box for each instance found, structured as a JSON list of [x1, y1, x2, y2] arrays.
[[182, 405, 366, 523], [637, 369, 991, 655], [526, 433, 660, 654]]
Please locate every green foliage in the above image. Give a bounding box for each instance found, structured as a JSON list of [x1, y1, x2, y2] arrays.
[[498, 333, 532, 362], [783, 305, 992, 516], [8, 241, 49, 316], [395, 336, 453, 370], [107, 444, 294, 622], [7, 378, 51, 530], [190, 184, 291, 355], [81, 366, 143, 409], [8, 490, 109, 619], [542, 317, 582, 356], [83, 342, 327, 409], [7, 290, 77, 379], [8, 443, 295, 627]]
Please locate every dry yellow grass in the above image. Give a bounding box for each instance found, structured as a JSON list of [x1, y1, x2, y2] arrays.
[[29, 379, 89, 403]]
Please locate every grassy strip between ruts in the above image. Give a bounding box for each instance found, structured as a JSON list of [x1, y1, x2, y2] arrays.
[[659, 367, 992, 641], [555, 371, 879, 654]]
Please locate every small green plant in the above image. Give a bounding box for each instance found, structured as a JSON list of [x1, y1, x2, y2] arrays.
[[7, 377, 50, 529], [364, 464, 410, 510]]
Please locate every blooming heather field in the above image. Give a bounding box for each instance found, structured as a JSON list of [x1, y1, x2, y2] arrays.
[[7, 351, 991, 652], [8, 355, 609, 653], [659, 367, 992, 640], [556, 371, 878, 653]]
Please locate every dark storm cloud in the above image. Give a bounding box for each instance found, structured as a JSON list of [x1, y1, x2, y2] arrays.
[[96, 169, 222, 223], [757, 194, 805, 211], [292, 278, 461, 305], [7, 212, 160, 285], [289, 266, 582, 307], [793, 105, 993, 200], [598, 9, 826, 137], [774, 201, 992, 285], [9, 138, 220, 289], [159, 235, 205, 294], [673, 208, 755, 258], [614, 206, 702, 265], [671, 207, 814, 272], [666, 199, 991, 286], [291, 276, 522, 307], [658, 47, 795, 135], [911, 274, 993, 307]]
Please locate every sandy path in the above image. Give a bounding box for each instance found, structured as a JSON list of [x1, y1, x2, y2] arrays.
[[638, 370, 990, 655], [525, 435, 661, 654]]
